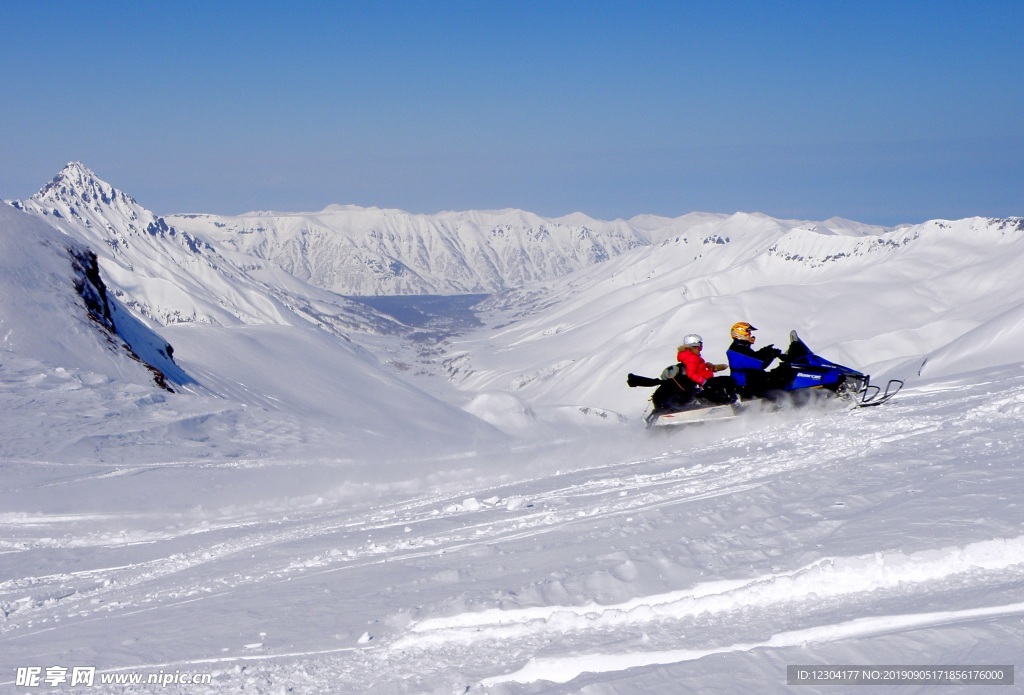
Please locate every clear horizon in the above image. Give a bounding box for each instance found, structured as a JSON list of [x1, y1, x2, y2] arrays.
[[2, 1, 1021, 226]]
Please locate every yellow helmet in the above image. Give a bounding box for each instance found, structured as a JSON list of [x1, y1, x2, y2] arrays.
[[731, 321, 756, 342]]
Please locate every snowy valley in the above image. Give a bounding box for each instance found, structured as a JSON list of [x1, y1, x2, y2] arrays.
[[2, 164, 1024, 694]]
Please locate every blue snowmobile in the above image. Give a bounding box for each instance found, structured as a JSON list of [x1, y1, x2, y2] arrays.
[[629, 331, 902, 428]]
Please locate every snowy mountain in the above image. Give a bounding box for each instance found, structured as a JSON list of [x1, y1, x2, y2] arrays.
[[168, 205, 649, 296], [3, 162, 1024, 693], [167, 204, 891, 297], [11, 163, 402, 336]]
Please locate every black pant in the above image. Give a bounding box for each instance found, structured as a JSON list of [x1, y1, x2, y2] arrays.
[[651, 378, 696, 412], [700, 376, 738, 404], [738, 366, 796, 398]]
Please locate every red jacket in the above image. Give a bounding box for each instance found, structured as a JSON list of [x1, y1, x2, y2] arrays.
[[677, 349, 715, 385]]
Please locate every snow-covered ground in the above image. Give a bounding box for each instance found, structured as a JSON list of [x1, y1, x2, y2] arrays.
[[2, 167, 1023, 693], [4, 364, 1023, 693]]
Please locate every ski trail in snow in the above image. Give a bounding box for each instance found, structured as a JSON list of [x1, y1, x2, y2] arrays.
[[396, 535, 1024, 648], [480, 601, 1024, 686], [385, 535, 1024, 687]]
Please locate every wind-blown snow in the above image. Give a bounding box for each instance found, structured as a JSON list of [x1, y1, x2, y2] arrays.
[[1, 164, 1023, 694]]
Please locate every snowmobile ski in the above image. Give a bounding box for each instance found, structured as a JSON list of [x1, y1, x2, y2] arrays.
[[856, 378, 904, 408], [646, 402, 745, 428]]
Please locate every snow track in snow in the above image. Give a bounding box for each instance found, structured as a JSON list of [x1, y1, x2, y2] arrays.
[[481, 601, 1024, 686], [404, 535, 1024, 642], [390, 536, 1024, 685]]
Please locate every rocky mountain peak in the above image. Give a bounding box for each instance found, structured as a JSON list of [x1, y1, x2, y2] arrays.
[[34, 161, 137, 210]]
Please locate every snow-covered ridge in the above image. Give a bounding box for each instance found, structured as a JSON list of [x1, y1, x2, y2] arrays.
[[0, 203, 187, 390], [11, 163, 403, 335], [168, 204, 648, 296], [765, 216, 1024, 269], [167, 207, 898, 297]]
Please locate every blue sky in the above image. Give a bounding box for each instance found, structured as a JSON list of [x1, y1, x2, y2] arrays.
[[1, 1, 1020, 224]]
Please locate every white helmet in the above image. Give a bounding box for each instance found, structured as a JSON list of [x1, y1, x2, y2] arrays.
[[681, 333, 703, 347]]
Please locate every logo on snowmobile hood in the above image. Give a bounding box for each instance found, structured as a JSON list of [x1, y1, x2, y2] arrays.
[[796, 372, 822, 381]]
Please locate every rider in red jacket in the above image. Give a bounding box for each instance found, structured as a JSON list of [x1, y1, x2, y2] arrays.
[[676, 333, 737, 404], [626, 333, 738, 421], [676, 334, 727, 385]]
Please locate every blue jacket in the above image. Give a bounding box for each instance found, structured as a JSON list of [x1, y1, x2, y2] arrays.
[[727, 339, 780, 387]]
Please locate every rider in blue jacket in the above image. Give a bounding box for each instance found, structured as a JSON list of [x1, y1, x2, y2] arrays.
[[726, 322, 786, 398]]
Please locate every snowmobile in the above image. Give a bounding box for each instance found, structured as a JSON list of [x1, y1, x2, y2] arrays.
[[629, 331, 903, 429]]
